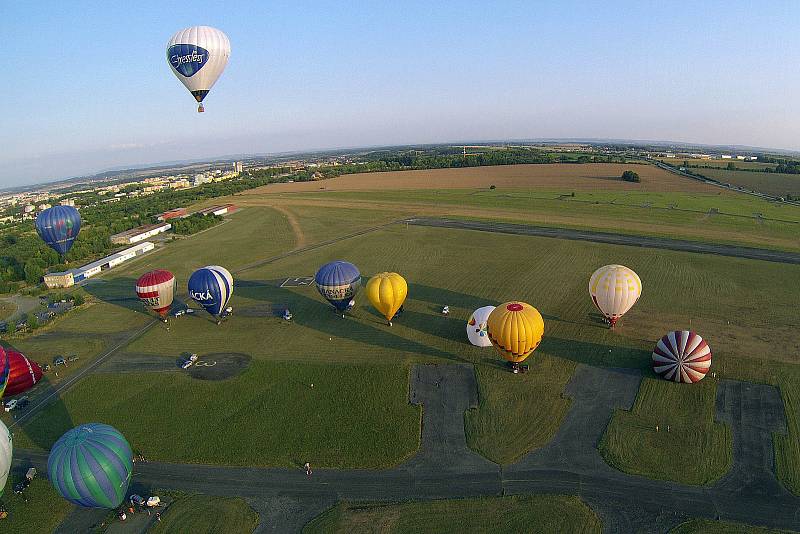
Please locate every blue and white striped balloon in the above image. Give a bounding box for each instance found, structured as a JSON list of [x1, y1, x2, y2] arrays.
[[188, 265, 234, 317]]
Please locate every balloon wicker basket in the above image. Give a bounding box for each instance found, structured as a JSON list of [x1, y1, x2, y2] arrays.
[[197, 104, 205, 113], [508, 362, 529, 374]]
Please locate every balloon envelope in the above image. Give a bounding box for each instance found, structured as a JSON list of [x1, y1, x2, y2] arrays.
[[314, 261, 361, 311], [3, 349, 43, 397], [48, 423, 133, 509], [136, 270, 176, 317], [0, 347, 10, 398], [652, 331, 712, 383], [366, 272, 407, 321], [589, 265, 642, 326], [487, 302, 544, 363], [0, 420, 11, 499], [35, 206, 81, 256], [188, 265, 234, 317], [467, 306, 496, 347], [167, 26, 230, 108]]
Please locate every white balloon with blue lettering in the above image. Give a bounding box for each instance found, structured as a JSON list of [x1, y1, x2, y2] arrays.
[[188, 266, 234, 318], [166, 26, 230, 112]]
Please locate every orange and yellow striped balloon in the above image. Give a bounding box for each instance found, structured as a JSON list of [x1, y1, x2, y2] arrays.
[[365, 272, 408, 322], [487, 302, 545, 363]]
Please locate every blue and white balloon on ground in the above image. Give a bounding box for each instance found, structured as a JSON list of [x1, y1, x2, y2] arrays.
[[166, 26, 231, 112], [314, 261, 362, 312], [47, 423, 133, 509], [188, 265, 234, 318], [35, 206, 81, 257]]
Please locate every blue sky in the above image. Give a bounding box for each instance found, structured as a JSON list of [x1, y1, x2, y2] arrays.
[[2, 1, 799, 187]]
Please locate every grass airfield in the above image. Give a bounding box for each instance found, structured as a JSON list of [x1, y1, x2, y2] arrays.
[[4, 163, 800, 532]]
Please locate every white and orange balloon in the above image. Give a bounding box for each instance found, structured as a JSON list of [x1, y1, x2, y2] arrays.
[[589, 265, 642, 327]]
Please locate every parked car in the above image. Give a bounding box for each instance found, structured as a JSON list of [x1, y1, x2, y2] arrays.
[[54, 356, 66, 366], [173, 310, 185, 317], [185, 308, 194, 314], [181, 354, 198, 369], [4, 399, 18, 412], [16, 397, 29, 409]]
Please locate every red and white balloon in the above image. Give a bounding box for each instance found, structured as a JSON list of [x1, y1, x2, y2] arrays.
[[3, 349, 43, 397], [652, 331, 711, 383], [136, 270, 176, 318]]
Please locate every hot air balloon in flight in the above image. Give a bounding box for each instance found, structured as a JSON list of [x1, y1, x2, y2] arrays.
[[652, 331, 712, 383], [487, 302, 544, 371], [48, 423, 133, 508], [188, 265, 234, 321], [365, 272, 407, 325], [589, 265, 642, 328], [2, 349, 43, 398], [467, 305, 496, 347], [35, 206, 81, 257], [0, 420, 11, 499], [314, 261, 361, 313], [166, 26, 231, 112], [136, 270, 176, 320]]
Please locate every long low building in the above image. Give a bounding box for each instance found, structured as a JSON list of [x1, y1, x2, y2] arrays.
[[196, 204, 236, 217], [44, 242, 155, 288], [111, 223, 171, 245]]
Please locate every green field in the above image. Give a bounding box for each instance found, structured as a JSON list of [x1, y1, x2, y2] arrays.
[[670, 519, 796, 533], [4, 159, 800, 534], [656, 158, 776, 171], [10, 203, 800, 491], [150, 493, 259, 534], [600, 377, 732, 485], [0, 300, 16, 321], [692, 168, 800, 197], [2, 476, 74, 534], [248, 188, 800, 252], [304, 495, 601, 534]]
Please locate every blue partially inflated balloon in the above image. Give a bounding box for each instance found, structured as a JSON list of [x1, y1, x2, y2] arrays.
[[188, 265, 234, 317], [314, 261, 361, 311], [47, 423, 132, 509], [35, 206, 81, 256]]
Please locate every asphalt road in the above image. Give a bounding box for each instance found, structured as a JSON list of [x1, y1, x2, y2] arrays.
[[14, 364, 800, 533], [404, 217, 800, 265]]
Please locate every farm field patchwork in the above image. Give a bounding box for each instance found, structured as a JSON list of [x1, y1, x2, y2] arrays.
[[304, 495, 601, 534], [656, 157, 777, 171], [691, 168, 800, 197], [245, 163, 715, 193]]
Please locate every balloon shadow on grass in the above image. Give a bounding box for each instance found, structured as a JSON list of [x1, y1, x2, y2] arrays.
[[539, 336, 652, 371], [407, 283, 500, 311], [235, 278, 461, 362], [82, 276, 143, 313]]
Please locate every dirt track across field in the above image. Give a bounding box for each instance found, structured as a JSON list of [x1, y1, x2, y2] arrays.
[[243, 164, 718, 194]]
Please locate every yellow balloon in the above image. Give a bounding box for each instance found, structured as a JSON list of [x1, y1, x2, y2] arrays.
[[487, 302, 545, 363], [366, 272, 408, 322]]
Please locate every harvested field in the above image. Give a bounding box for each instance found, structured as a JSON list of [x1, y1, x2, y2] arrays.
[[245, 164, 718, 194]]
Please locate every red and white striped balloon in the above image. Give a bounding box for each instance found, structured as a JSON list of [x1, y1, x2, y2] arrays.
[[136, 270, 176, 318], [652, 331, 712, 383], [3, 349, 43, 397]]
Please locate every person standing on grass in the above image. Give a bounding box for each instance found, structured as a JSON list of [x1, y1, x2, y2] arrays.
[[304, 462, 312, 476]]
